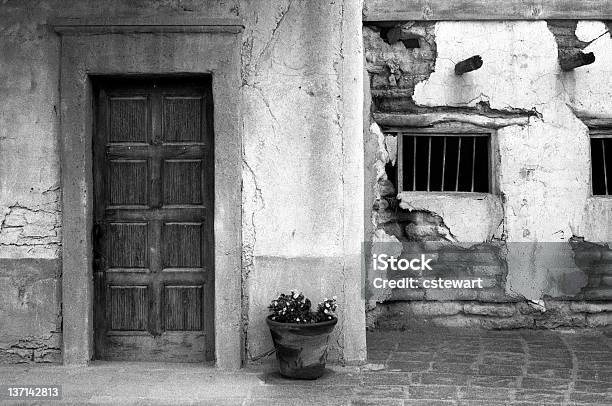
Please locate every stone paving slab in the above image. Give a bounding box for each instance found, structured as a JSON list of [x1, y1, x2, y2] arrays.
[[0, 328, 611, 405]]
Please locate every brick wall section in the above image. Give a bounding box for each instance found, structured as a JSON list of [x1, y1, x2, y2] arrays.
[[364, 22, 436, 113], [368, 300, 612, 330], [571, 237, 612, 300], [381, 243, 512, 303], [371, 177, 511, 303], [547, 20, 590, 61]]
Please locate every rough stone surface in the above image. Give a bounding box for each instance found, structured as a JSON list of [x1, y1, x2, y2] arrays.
[[368, 300, 612, 330], [587, 313, 612, 327], [571, 302, 612, 313], [411, 302, 462, 317], [463, 303, 516, 317], [364, 21, 436, 113]]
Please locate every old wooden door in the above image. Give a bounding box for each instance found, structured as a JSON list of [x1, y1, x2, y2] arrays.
[[93, 76, 214, 362]]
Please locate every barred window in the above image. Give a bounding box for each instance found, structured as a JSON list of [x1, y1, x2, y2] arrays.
[[392, 131, 492, 193], [590, 129, 612, 196]]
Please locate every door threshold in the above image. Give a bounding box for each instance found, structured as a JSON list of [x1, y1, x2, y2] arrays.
[[87, 360, 216, 369]]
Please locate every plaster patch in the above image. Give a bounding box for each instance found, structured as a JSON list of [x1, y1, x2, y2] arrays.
[[414, 21, 559, 111], [397, 192, 503, 243], [575, 21, 609, 43], [565, 23, 612, 116]]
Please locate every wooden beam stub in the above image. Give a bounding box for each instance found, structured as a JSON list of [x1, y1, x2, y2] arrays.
[[455, 55, 483, 75], [559, 51, 595, 71]]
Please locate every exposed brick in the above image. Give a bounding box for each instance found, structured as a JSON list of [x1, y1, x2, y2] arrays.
[[389, 288, 425, 300], [580, 288, 612, 300], [410, 301, 462, 316], [0, 351, 29, 363], [475, 289, 516, 303], [428, 315, 483, 328], [589, 264, 612, 275], [601, 276, 612, 286], [517, 302, 542, 315], [569, 301, 612, 313], [378, 179, 396, 197], [364, 22, 437, 113], [463, 303, 516, 317], [585, 275, 602, 288], [471, 265, 504, 277], [437, 250, 500, 265], [425, 288, 478, 301], [6, 348, 33, 362], [534, 313, 587, 329], [601, 249, 612, 263], [586, 313, 612, 327], [33, 348, 61, 363], [480, 315, 534, 330]]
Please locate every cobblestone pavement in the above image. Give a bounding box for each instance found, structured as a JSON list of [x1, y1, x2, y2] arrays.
[[360, 328, 612, 405], [0, 328, 611, 405]]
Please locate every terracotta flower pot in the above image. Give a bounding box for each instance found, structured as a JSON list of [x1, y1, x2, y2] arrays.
[[266, 315, 337, 379]]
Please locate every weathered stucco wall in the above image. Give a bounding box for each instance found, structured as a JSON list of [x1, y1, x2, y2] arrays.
[[366, 20, 612, 328], [0, 0, 365, 364], [240, 0, 365, 363]]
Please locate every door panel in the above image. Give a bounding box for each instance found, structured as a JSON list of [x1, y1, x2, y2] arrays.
[[93, 77, 214, 362]]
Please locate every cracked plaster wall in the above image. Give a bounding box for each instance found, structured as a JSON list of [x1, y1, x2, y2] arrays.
[[240, 0, 365, 363], [368, 20, 612, 318]]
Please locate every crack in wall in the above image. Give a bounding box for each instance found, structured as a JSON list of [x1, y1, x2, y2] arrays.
[[1, 333, 61, 363], [243, 0, 294, 86], [0, 196, 61, 252]]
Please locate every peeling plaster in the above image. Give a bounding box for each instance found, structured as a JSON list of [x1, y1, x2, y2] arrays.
[[0, 187, 61, 259], [575, 21, 609, 43], [413, 21, 559, 111], [367, 20, 612, 308]]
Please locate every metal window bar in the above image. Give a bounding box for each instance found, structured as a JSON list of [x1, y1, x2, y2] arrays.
[[394, 132, 491, 193], [590, 131, 612, 196], [427, 136, 432, 192], [441, 137, 446, 192], [413, 137, 416, 191], [455, 137, 461, 192], [471, 137, 476, 192]]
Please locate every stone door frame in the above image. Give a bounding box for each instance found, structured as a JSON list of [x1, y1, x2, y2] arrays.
[[53, 18, 243, 369]]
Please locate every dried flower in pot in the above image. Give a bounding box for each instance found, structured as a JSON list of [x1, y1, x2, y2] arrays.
[[266, 290, 338, 379]]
